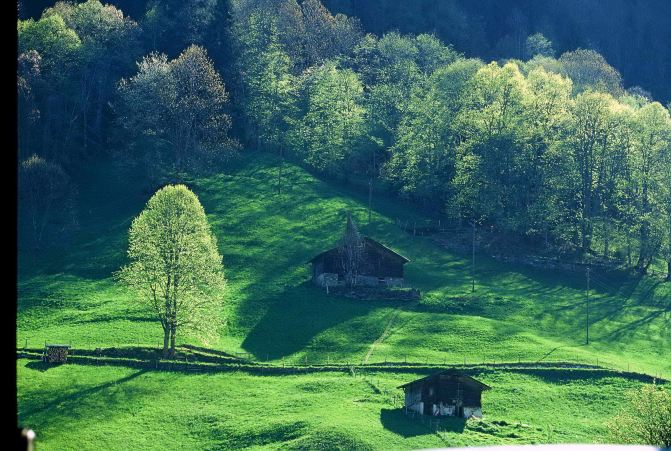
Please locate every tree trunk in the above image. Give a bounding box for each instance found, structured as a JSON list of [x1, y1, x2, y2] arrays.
[[581, 217, 591, 255], [169, 326, 176, 358], [162, 327, 170, 358], [603, 219, 611, 259], [636, 221, 649, 273], [636, 183, 650, 273]]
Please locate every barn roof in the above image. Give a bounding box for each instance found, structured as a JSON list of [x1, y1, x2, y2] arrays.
[[397, 369, 491, 390], [307, 236, 410, 264]]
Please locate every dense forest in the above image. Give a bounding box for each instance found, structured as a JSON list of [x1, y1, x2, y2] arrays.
[[323, 0, 671, 104], [17, 0, 671, 278], [21, 0, 671, 104]]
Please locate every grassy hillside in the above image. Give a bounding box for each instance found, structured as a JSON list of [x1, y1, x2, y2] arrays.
[[17, 359, 652, 450], [18, 152, 671, 373], [17, 151, 671, 449]]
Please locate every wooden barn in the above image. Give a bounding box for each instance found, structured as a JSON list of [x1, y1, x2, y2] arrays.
[[308, 236, 410, 288], [398, 370, 490, 418]]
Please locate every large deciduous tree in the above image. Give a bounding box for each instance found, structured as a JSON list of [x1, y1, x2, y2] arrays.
[[289, 62, 367, 175], [383, 58, 480, 208], [19, 1, 140, 159], [117, 185, 226, 358], [301, 0, 362, 67], [143, 0, 219, 56], [117, 45, 238, 174], [44, 0, 141, 153], [631, 101, 671, 273], [18, 13, 81, 161], [562, 91, 613, 254], [18, 155, 77, 250], [452, 62, 528, 231], [559, 49, 623, 97]]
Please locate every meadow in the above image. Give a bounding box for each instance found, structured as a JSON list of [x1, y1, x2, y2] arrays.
[[16, 359, 654, 450], [17, 151, 671, 449]]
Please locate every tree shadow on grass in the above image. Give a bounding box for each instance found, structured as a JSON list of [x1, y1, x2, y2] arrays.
[[602, 305, 671, 342], [241, 282, 393, 360], [25, 361, 53, 372], [379, 408, 466, 437], [20, 369, 149, 418]]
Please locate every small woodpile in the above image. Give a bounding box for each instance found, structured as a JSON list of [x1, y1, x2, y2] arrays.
[[43, 344, 71, 363]]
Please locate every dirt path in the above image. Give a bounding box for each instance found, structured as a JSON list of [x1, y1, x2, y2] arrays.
[[363, 304, 409, 364]]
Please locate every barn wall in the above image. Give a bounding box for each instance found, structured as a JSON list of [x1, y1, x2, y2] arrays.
[[436, 378, 483, 407], [359, 244, 405, 278], [404, 386, 423, 414]]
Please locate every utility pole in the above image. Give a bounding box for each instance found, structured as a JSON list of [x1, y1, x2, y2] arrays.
[[471, 221, 476, 293], [586, 266, 590, 345]]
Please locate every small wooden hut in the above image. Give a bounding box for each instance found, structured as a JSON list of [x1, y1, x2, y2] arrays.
[[43, 344, 71, 363], [398, 369, 490, 418]]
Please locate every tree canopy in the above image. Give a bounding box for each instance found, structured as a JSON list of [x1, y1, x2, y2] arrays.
[[117, 184, 226, 357]]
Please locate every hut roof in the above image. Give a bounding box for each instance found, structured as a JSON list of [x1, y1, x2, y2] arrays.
[[307, 236, 410, 264], [397, 369, 491, 390]]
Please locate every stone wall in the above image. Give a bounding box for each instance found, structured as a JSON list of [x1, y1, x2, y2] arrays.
[[356, 275, 404, 287]]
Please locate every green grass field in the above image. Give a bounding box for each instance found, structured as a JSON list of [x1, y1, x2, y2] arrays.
[[17, 151, 671, 449], [16, 359, 654, 450]]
